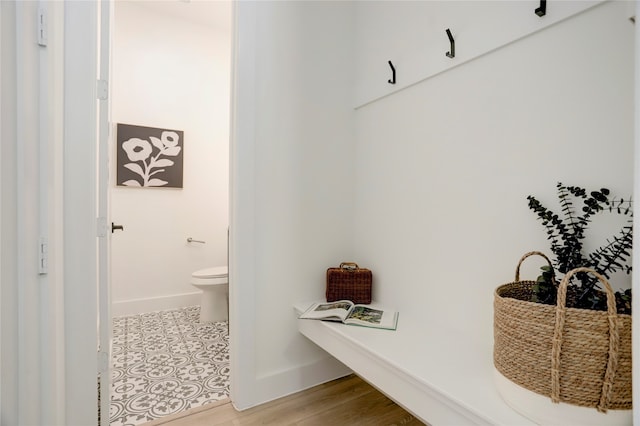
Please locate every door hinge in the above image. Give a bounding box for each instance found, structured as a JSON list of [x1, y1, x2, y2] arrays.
[[37, 6, 47, 46], [97, 80, 108, 100], [38, 236, 48, 274], [97, 217, 108, 237]]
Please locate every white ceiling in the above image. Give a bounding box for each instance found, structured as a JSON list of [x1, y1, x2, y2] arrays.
[[122, 0, 232, 31]]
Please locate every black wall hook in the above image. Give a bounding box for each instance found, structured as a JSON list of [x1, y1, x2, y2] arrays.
[[445, 28, 455, 58], [387, 60, 396, 84], [535, 0, 546, 17]]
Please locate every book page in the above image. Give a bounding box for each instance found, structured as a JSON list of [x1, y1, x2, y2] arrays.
[[299, 301, 354, 322], [344, 306, 398, 330]]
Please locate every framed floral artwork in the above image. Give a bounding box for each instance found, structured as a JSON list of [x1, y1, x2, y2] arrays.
[[116, 123, 184, 188]]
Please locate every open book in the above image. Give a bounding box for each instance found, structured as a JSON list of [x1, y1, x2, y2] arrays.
[[299, 300, 398, 330]]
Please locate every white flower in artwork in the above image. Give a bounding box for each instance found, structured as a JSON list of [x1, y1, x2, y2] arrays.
[[161, 131, 180, 147], [121, 130, 182, 187], [122, 138, 152, 162]]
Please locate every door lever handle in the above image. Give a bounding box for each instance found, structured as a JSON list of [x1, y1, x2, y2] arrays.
[[111, 223, 124, 233]]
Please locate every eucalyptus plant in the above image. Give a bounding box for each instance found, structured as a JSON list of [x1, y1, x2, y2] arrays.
[[527, 182, 632, 314]]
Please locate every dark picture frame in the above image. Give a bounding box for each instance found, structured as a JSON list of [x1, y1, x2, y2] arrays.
[[116, 123, 184, 188]]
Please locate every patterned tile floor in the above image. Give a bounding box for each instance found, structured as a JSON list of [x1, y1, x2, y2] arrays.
[[109, 306, 230, 426]]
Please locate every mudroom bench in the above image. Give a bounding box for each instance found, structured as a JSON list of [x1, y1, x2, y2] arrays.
[[295, 302, 534, 426]]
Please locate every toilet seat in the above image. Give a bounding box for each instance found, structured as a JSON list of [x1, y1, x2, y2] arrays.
[[191, 266, 228, 286], [192, 266, 228, 279]]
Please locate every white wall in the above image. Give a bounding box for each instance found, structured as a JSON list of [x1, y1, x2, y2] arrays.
[[0, 1, 19, 422], [230, 0, 635, 412], [1, 1, 67, 424], [1, 1, 97, 423], [230, 1, 355, 409], [111, 2, 231, 315], [353, 0, 634, 336], [354, 1, 612, 108]]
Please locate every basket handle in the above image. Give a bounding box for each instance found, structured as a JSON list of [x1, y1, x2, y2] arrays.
[[551, 267, 619, 413], [515, 251, 556, 285], [339, 262, 359, 271]]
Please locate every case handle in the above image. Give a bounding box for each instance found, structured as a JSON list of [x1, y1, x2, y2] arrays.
[[339, 262, 359, 271]]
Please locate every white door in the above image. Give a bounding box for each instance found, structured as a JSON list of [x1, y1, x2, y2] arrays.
[[97, 1, 113, 424]]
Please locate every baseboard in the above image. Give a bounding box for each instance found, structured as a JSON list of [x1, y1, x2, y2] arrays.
[[232, 355, 352, 411], [112, 292, 202, 317]]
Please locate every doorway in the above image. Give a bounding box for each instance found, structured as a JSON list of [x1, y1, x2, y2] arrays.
[[106, 1, 232, 424]]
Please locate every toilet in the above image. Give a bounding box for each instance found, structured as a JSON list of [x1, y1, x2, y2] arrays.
[[191, 266, 228, 322]]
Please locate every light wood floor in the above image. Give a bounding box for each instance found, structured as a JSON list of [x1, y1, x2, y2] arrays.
[[146, 374, 425, 426]]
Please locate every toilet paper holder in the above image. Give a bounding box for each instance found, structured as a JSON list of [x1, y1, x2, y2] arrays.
[[187, 237, 205, 244]]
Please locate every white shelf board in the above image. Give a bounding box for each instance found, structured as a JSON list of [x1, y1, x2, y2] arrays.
[[295, 301, 535, 426]]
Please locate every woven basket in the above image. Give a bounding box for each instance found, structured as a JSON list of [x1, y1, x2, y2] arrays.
[[494, 251, 632, 412]]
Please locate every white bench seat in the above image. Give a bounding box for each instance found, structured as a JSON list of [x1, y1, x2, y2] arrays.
[[295, 301, 535, 425]]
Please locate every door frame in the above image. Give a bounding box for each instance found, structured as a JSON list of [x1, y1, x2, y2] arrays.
[[62, 1, 101, 424], [97, 0, 112, 424]]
